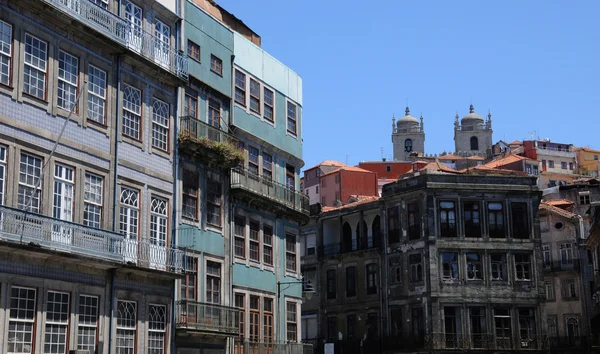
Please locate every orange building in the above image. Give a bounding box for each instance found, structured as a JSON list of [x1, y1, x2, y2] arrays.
[[576, 147, 600, 177]]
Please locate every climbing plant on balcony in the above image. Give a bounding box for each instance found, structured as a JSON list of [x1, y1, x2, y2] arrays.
[[179, 134, 245, 168]]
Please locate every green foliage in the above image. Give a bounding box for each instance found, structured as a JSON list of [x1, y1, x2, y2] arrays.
[[179, 134, 245, 168]]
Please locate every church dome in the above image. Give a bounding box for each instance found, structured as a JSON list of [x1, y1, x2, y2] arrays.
[[397, 107, 419, 126], [461, 104, 484, 125]]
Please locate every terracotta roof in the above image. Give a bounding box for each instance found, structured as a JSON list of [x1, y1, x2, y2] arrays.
[[322, 195, 380, 212], [539, 202, 579, 220], [462, 167, 529, 176], [466, 155, 485, 160], [305, 160, 346, 171], [478, 153, 533, 169], [545, 199, 575, 207], [421, 160, 462, 174], [508, 140, 522, 145], [575, 147, 600, 153], [437, 154, 464, 161], [321, 166, 374, 177]]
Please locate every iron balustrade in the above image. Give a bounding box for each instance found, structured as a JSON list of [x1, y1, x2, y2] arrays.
[[319, 241, 379, 257], [179, 116, 238, 146], [233, 340, 313, 354], [0, 205, 185, 273], [544, 259, 581, 272], [230, 168, 309, 216], [176, 300, 239, 335], [427, 333, 545, 350], [43, 0, 188, 79]]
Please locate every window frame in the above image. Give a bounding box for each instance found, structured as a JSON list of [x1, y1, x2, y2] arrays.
[[262, 152, 273, 180], [210, 54, 223, 76], [0, 19, 12, 87], [147, 304, 167, 353], [286, 301, 298, 342], [205, 260, 222, 304], [150, 196, 168, 247], [57, 49, 79, 112], [466, 252, 483, 281], [285, 232, 297, 273], [187, 39, 200, 62], [249, 219, 260, 263], [184, 92, 198, 118], [326, 269, 336, 300], [407, 202, 421, 240], [234, 69, 246, 106], [514, 253, 532, 281], [263, 223, 274, 266], [488, 202, 505, 238], [248, 145, 259, 176], [249, 77, 261, 114], [18, 152, 43, 213], [388, 206, 401, 244], [511, 202, 529, 239], [286, 100, 297, 136], [345, 265, 357, 298], [8, 286, 37, 353], [263, 86, 274, 123], [151, 98, 170, 152], [23, 32, 48, 100], [234, 215, 246, 259], [441, 252, 459, 281], [77, 294, 99, 353], [205, 172, 222, 227], [87, 64, 107, 125], [122, 84, 142, 140], [440, 201, 457, 238], [181, 168, 199, 221], [116, 300, 137, 353], [366, 263, 378, 295], [463, 201, 481, 238], [490, 253, 507, 281], [409, 253, 423, 282]]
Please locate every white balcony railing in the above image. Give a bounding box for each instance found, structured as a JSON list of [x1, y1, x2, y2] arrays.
[[0, 205, 185, 273], [44, 0, 188, 79]]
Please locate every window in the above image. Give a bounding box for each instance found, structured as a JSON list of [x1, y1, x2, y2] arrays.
[[53, 164, 75, 226], [515, 254, 531, 281], [0, 20, 11, 85], [264, 298, 274, 344], [444, 307, 459, 347], [119, 187, 139, 240], [561, 161, 567, 169], [249, 296, 259, 342], [490, 254, 507, 281], [24, 33, 47, 99], [8, 287, 36, 353], [569, 162, 574, 170], [91, 0, 108, 8], [347, 314, 357, 340], [494, 308, 512, 349], [409, 254, 423, 282], [57, 50, 78, 110], [287, 302, 298, 342], [148, 305, 166, 354], [248, 146, 259, 175], [470, 136, 479, 151], [388, 206, 401, 243], [78, 295, 99, 353], [580, 192, 591, 205], [327, 317, 337, 341], [286, 164, 296, 191], [249, 219, 260, 262], [518, 308, 535, 347], [440, 201, 457, 237], [404, 139, 413, 153], [286, 233, 297, 272], [87, 65, 107, 124], [210, 54, 222, 75], [181, 256, 198, 302], [595, 155, 599, 161], [488, 202, 505, 238], [464, 202, 481, 238], [122, 84, 141, 139], [0, 145, 5, 205], [470, 307, 486, 348], [346, 266, 357, 297], [264, 87, 274, 122], [150, 197, 167, 247], [560, 243, 573, 264], [234, 215, 246, 258], [533, 165, 539, 175], [249, 78, 260, 114], [206, 173, 222, 227], [151, 99, 169, 151], [566, 316, 580, 340], [326, 269, 336, 299], [207, 97, 220, 133], [187, 40, 200, 62], [466, 253, 483, 280], [44, 291, 70, 353], [525, 164, 532, 174], [391, 264, 402, 284], [263, 224, 273, 265], [549, 180, 557, 187], [386, 165, 392, 172], [407, 202, 420, 240], [184, 93, 197, 117], [542, 160, 546, 168], [262, 153, 273, 180], [116, 300, 137, 353], [234, 70, 246, 105], [18, 152, 42, 213], [511, 202, 529, 238], [545, 280, 555, 301], [548, 160, 555, 168], [442, 252, 459, 280], [235, 293, 245, 343], [287, 101, 297, 135], [391, 309, 403, 336], [366, 313, 378, 339], [542, 245, 551, 267], [366, 263, 378, 294], [206, 261, 221, 304], [182, 169, 198, 220]]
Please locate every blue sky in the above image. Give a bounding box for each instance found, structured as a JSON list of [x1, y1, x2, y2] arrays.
[[217, 0, 600, 170]]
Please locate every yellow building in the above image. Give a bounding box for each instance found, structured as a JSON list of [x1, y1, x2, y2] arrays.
[[576, 147, 600, 177]]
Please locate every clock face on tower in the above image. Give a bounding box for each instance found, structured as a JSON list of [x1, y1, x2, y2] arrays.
[[405, 139, 413, 153]]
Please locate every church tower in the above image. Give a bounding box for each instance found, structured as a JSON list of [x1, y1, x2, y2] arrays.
[[454, 104, 493, 156], [392, 107, 425, 161]]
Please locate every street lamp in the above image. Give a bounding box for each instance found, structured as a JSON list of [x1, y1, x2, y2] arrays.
[[277, 279, 315, 300]]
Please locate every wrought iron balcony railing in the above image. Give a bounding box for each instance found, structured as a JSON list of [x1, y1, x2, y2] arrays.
[[43, 0, 188, 79], [544, 259, 581, 273], [319, 239, 380, 257], [178, 116, 243, 167], [0, 205, 184, 273], [179, 116, 238, 146], [176, 300, 239, 335], [234, 340, 313, 354], [426, 333, 545, 350], [230, 168, 309, 216]]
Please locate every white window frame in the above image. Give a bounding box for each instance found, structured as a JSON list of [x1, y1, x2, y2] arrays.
[[116, 300, 137, 353], [262, 223, 274, 267], [263, 86, 275, 123], [249, 77, 261, 114], [119, 187, 139, 240], [150, 196, 168, 247], [249, 218, 260, 263], [151, 98, 169, 151], [205, 258, 222, 304], [53, 163, 75, 222], [18, 152, 42, 213], [286, 100, 297, 136], [0, 145, 6, 205], [286, 300, 299, 342], [84, 173, 103, 228], [285, 231, 299, 276], [87, 65, 107, 124], [148, 304, 167, 353], [0, 20, 12, 86], [8, 286, 37, 354], [57, 50, 79, 111], [77, 294, 99, 353], [45, 290, 70, 353], [234, 69, 246, 106], [560, 243, 573, 264], [23, 33, 47, 99], [122, 84, 141, 140]]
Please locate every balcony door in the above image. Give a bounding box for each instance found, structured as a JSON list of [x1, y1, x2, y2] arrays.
[[119, 188, 139, 263], [149, 197, 167, 270], [154, 19, 170, 69], [52, 164, 74, 246], [125, 1, 142, 53]]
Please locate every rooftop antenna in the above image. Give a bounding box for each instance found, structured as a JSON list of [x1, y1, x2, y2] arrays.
[[380, 147, 384, 160]]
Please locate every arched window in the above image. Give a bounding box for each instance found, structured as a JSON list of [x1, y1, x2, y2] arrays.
[[342, 222, 352, 253], [356, 221, 368, 250], [372, 215, 381, 248], [405, 139, 413, 152], [470, 136, 479, 151]]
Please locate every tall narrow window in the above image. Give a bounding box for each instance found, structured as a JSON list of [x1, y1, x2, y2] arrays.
[[78, 295, 99, 353], [286, 233, 297, 272], [206, 261, 221, 304], [249, 295, 259, 343], [545, 280, 555, 301], [488, 202, 505, 238], [18, 152, 42, 213], [208, 97, 220, 131], [470, 307, 486, 349], [23, 33, 47, 99], [407, 202, 420, 240], [326, 269, 336, 299], [154, 19, 170, 68], [57, 50, 78, 110], [263, 87, 274, 122], [464, 201, 481, 238], [470, 136, 479, 151], [88, 65, 107, 124], [182, 169, 198, 220], [515, 254, 531, 281], [444, 307, 459, 348], [116, 300, 137, 353], [8, 287, 37, 354], [286, 302, 298, 342], [0, 146, 6, 205], [122, 84, 141, 139], [366, 313, 379, 339], [346, 266, 357, 297], [234, 215, 246, 259], [347, 314, 357, 340], [249, 78, 261, 114], [511, 202, 529, 239], [248, 146, 259, 175], [152, 99, 169, 151], [119, 187, 139, 241], [184, 93, 197, 118], [466, 253, 483, 280], [542, 245, 552, 267], [234, 70, 246, 105], [327, 317, 337, 341], [263, 224, 273, 266], [409, 254, 423, 282], [366, 263, 378, 294], [262, 153, 273, 180], [206, 173, 222, 227], [235, 293, 245, 343], [181, 256, 198, 301], [0, 20, 12, 86], [45, 291, 70, 353], [440, 201, 457, 237], [388, 206, 401, 243], [494, 308, 512, 349], [287, 101, 297, 135], [210, 54, 222, 75], [148, 304, 166, 354], [518, 308, 535, 347], [442, 252, 459, 280], [560, 243, 574, 264], [286, 165, 295, 191], [150, 197, 168, 247], [490, 254, 507, 281], [561, 279, 578, 300], [264, 298, 274, 344], [53, 164, 75, 223], [249, 219, 260, 262], [187, 40, 200, 62]]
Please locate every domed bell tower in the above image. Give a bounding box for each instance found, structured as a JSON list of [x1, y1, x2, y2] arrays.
[[453, 104, 493, 156], [392, 107, 425, 161]]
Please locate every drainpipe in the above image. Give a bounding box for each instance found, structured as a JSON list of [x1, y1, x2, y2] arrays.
[[171, 86, 181, 354]]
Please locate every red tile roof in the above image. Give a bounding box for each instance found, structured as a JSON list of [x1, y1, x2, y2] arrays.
[[305, 160, 346, 171], [437, 154, 464, 161], [539, 202, 578, 220], [545, 199, 575, 207], [421, 160, 462, 174], [322, 195, 380, 212], [321, 166, 374, 177]]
